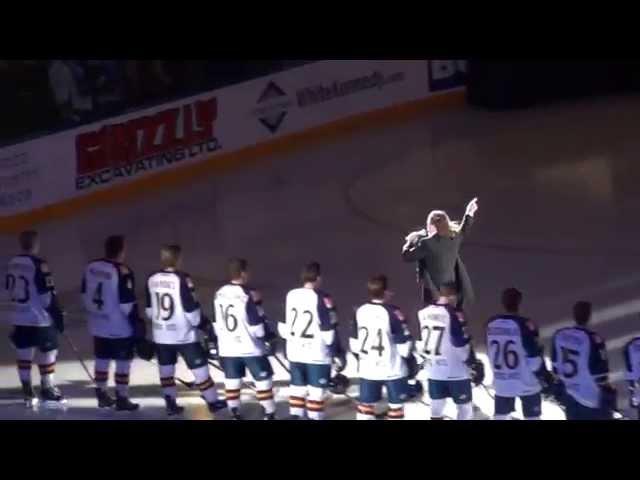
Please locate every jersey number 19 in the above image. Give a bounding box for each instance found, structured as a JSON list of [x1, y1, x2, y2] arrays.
[[154, 292, 175, 321]]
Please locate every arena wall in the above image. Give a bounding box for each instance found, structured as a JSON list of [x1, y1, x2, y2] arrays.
[[0, 60, 466, 232]]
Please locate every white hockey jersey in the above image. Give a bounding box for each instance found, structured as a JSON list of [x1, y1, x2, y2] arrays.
[[82, 259, 137, 339], [5, 254, 57, 327], [552, 327, 609, 409], [214, 283, 268, 358], [624, 337, 640, 382], [417, 302, 471, 382], [146, 269, 201, 345], [350, 301, 411, 381], [486, 314, 543, 397], [280, 288, 337, 365]]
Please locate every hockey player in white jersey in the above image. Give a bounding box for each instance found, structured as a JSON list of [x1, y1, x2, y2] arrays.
[[81, 235, 148, 411], [145, 245, 227, 417], [551, 301, 617, 420], [279, 262, 345, 420], [486, 288, 564, 420], [350, 275, 412, 420], [5, 231, 66, 407], [416, 282, 483, 420], [213, 258, 277, 420], [623, 336, 640, 416]]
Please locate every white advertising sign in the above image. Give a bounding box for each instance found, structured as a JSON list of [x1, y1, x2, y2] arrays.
[[0, 60, 465, 217]]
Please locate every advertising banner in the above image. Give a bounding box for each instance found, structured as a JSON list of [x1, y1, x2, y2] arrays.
[[0, 60, 466, 218]]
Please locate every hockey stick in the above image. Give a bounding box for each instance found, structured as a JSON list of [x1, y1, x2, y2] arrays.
[[272, 351, 443, 419], [142, 358, 197, 390], [478, 382, 495, 400], [271, 352, 291, 374], [61, 332, 97, 386], [207, 359, 257, 393]]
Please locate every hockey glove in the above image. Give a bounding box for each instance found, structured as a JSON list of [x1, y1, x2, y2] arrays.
[[405, 353, 421, 380], [207, 336, 220, 360], [263, 322, 282, 356], [469, 358, 486, 387], [328, 374, 350, 396], [536, 366, 566, 404], [333, 353, 347, 374], [629, 382, 640, 410], [135, 338, 155, 361], [51, 307, 66, 334], [600, 383, 618, 414]]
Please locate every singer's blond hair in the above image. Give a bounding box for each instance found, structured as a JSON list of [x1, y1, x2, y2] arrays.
[[426, 210, 462, 237]]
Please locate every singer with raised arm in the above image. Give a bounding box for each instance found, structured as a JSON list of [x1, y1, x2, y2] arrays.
[[401, 198, 478, 310]]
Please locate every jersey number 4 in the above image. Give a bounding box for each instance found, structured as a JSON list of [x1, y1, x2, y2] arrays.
[[6, 274, 30, 304]]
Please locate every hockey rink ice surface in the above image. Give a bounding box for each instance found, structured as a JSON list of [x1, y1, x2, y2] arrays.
[[1, 94, 640, 420]]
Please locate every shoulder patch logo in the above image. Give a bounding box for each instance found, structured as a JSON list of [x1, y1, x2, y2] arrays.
[[394, 309, 405, 322], [526, 320, 537, 332], [251, 290, 263, 303], [323, 295, 334, 309], [119, 265, 130, 275], [186, 277, 195, 289], [40, 263, 50, 273]]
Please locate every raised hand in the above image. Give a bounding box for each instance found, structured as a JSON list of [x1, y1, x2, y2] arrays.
[[465, 197, 479, 218]]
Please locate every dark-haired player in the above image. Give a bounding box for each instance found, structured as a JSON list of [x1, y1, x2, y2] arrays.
[[82, 235, 147, 411], [351, 275, 412, 420], [486, 288, 563, 420], [552, 301, 617, 420], [213, 258, 276, 420], [279, 262, 344, 420]]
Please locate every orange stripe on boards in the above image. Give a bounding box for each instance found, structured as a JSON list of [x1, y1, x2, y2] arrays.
[[0, 91, 465, 233]]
